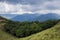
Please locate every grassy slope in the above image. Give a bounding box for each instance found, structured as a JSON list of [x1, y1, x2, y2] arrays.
[[0, 22, 60, 40]]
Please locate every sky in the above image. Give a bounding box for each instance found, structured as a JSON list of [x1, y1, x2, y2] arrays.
[[0, 0, 60, 14]]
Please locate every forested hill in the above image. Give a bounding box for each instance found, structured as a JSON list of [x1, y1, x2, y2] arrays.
[[0, 16, 60, 40], [4, 19, 60, 38], [0, 20, 60, 40]]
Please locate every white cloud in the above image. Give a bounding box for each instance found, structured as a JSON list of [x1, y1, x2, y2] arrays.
[[0, 2, 33, 14], [34, 10, 60, 14], [0, 1, 60, 15], [51, 10, 60, 14]]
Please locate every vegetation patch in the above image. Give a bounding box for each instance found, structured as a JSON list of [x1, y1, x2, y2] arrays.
[[4, 20, 60, 38]]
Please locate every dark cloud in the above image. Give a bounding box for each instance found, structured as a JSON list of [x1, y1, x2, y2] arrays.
[[0, 0, 60, 5], [0, 0, 46, 5]]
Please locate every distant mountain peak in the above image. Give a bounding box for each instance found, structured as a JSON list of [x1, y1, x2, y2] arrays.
[[11, 13, 60, 22]]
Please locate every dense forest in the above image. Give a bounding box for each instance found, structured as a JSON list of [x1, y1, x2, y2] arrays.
[[4, 20, 60, 38]]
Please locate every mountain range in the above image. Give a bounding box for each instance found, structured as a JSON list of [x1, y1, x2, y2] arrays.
[[0, 14, 18, 19], [12, 13, 60, 22], [0, 13, 60, 22]]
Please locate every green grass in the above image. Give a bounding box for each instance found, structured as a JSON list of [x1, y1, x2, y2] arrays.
[[0, 22, 60, 40]]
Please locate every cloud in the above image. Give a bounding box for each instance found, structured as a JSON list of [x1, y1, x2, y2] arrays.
[[35, 10, 60, 14], [0, 2, 33, 14], [0, 0, 60, 14], [0, 0, 60, 5], [0, 0, 44, 5]]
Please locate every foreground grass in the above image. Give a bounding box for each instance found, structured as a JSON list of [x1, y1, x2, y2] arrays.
[[0, 22, 60, 40]]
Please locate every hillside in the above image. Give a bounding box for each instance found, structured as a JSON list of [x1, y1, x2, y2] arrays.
[[0, 21, 60, 40]]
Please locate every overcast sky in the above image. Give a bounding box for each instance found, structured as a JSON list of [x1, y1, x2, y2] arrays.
[[0, 0, 60, 14]]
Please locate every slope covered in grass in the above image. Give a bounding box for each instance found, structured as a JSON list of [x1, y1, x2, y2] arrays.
[[0, 22, 60, 40], [25, 22, 60, 40]]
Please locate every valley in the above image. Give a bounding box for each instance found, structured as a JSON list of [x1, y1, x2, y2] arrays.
[[0, 16, 60, 40]]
